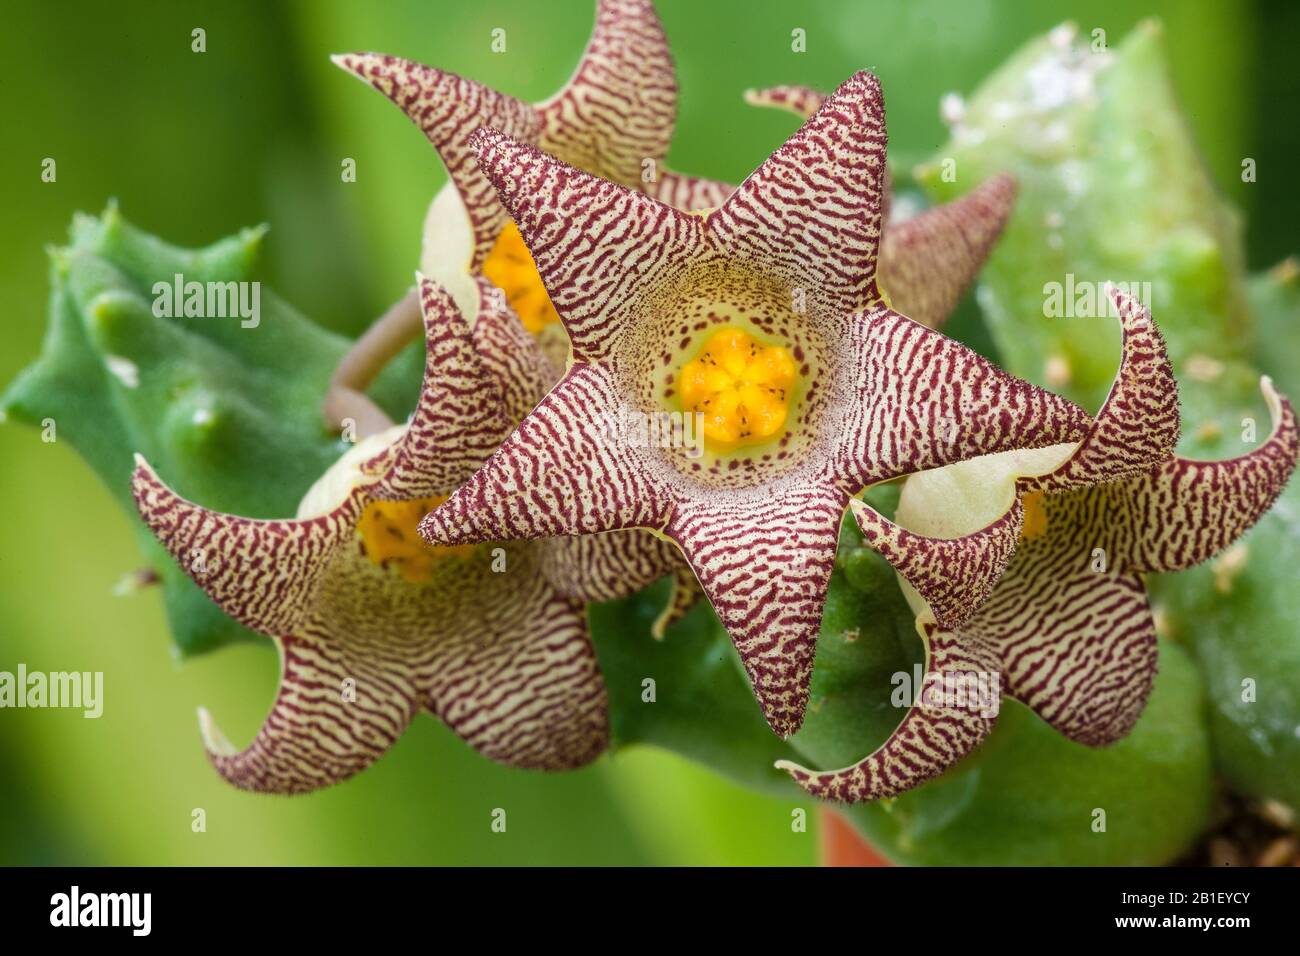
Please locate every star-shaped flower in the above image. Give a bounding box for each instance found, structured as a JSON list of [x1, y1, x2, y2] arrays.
[[419, 71, 1094, 737], [780, 289, 1300, 800], [132, 277, 609, 794], [330, 0, 709, 631]]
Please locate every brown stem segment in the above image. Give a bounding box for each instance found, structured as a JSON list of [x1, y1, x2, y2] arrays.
[[321, 287, 421, 439]]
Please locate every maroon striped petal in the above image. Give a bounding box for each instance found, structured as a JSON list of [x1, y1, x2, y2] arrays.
[[1031, 287, 1180, 493], [469, 127, 704, 362], [196, 541, 608, 794], [969, 519, 1159, 747], [709, 71, 887, 316], [536, 0, 677, 188], [742, 84, 827, 120], [468, 274, 558, 422], [365, 276, 516, 499], [649, 171, 733, 212], [877, 174, 1017, 329], [777, 622, 1000, 801], [541, 529, 682, 605], [198, 628, 422, 794], [132, 458, 358, 635], [1126, 376, 1299, 572], [851, 495, 1024, 631], [331, 52, 541, 267], [421, 364, 671, 543], [666, 487, 850, 737], [424, 546, 609, 771], [653, 561, 702, 638], [844, 305, 1092, 486]]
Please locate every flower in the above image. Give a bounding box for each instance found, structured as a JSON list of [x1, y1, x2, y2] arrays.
[[419, 71, 1094, 737], [331, 0, 711, 632], [780, 289, 1300, 800], [744, 84, 1019, 330], [132, 277, 609, 794]]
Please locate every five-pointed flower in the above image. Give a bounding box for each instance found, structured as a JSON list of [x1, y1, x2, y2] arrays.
[[132, 277, 609, 794], [418, 70, 1094, 738], [779, 289, 1300, 800]]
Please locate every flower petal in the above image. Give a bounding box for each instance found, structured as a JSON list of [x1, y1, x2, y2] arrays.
[[198, 542, 609, 793], [536, 0, 678, 188], [469, 128, 704, 362], [468, 274, 558, 423], [332, 53, 541, 268], [708, 71, 887, 316], [541, 529, 682, 605], [1126, 376, 1299, 572], [967, 499, 1160, 745], [778, 621, 1000, 801], [742, 84, 827, 120], [666, 486, 849, 737], [420, 364, 669, 544], [877, 174, 1017, 329], [652, 561, 702, 639], [649, 171, 733, 212], [1032, 286, 1180, 493], [841, 305, 1092, 487], [850, 493, 1024, 631], [132, 457, 355, 634], [429, 546, 610, 769], [198, 630, 421, 794], [367, 276, 513, 499]]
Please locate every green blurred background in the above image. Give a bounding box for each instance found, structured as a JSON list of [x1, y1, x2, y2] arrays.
[[1, 0, 1295, 865]]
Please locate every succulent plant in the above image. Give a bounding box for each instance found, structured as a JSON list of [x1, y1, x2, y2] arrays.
[[4, 5, 1297, 867]]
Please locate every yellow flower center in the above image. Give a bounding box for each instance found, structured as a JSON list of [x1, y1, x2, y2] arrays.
[[481, 222, 560, 334], [677, 327, 797, 449], [357, 496, 473, 583], [1020, 490, 1048, 540]]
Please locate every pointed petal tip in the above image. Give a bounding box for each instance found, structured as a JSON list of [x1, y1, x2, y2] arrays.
[[197, 706, 238, 758]]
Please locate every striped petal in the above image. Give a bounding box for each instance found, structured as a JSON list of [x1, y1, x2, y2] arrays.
[[1126, 376, 1299, 572], [542, 529, 682, 606], [196, 541, 607, 794], [421, 364, 670, 543], [666, 486, 849, 737], [777, 621, 1001, 801], [331, 53, 541, 267], [367, 276, 514, 500], [709, 71, 887, 316], [536, 0, 677, 188], [469, 128, 704, 362], [1030, 288, 1180, 493], [649, 171, 733, 212], [468, 274, 558, 423], [876, 174, 1017, 329], [851, 494, 1024, 631], [844, 305, 1092, 486], [743, 84, 827, 120], [132, 457, 357, 635], [965, 499, 1159, 746]]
